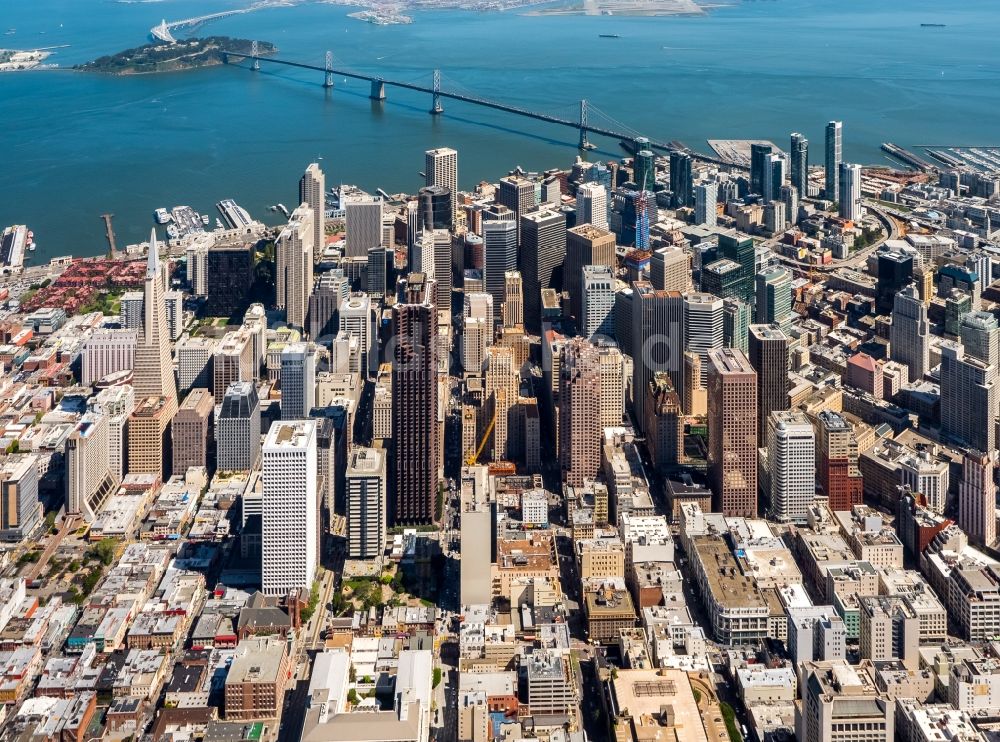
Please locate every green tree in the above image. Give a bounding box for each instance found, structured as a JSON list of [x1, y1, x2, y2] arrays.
[[347, 689, 359, 705], [432, 667, 442, 688], [87, 538, 118, 566]]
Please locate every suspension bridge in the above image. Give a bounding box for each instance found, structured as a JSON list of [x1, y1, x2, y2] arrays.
[[224, 48, 742, 167]]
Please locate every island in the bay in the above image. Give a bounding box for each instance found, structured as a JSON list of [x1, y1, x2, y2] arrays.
[[75, 37, 277, 75]]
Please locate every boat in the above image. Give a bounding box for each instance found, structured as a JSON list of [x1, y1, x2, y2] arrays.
[[276, 203, 290, 218], [920, 23, 945, 27], [215, 218, 224, 229], [201, 214, 210, 226], [599, 34, 620, 38], [166, 224, 179, 239], [154, 208, 172, 224]]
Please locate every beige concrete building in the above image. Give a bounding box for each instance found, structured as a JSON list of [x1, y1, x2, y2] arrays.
[[276, 203, 315, 331], [707, 348, 758, 517], [128, 396, 175, 481], [171, 388, 214, 476], [559, 338, 602, 487]]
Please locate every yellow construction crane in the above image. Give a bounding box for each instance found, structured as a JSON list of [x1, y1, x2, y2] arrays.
[[465, 405, 499, 466]]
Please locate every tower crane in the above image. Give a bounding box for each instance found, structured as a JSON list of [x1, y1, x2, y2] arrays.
[[465, 404, 499, 467]]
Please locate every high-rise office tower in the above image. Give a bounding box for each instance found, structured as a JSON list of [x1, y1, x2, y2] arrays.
[[485, 346, 519, 462], [576, 182, 608, 230], [876, 250, 914, 316], [763, 152, 786, 203], [128, 395, 174, 480], [0, 455, 42, 542], [940, 340, 998, 453], [755, 266, 792, 330], [825, 121, 843, 200], [633, 149, 656, 192], [707, 348, 758, 517], [307, 270, 350, 343], [300, 163, 325, 262], [205, 244, 254, 318], [164, 290, 183, 341], [462, 292, 493, 374], [346, 447, 387, 559], [668, 151, 693, 208], [134, 230, 178, 407], [559, 338, 602, 487], [431, 228, 452, 310], [340, 293, 374, 378], [650, 247, 690, 293], [748, 324, 789, 442], [392, 273, 439, 525], [217, 381, 261, 472], [582, 265, 615, 342], [815, 410, 863, 512], [243, 304, 267, 375], [82, 328, 136, 387], [482, 212, 518, 310], [425, 146, 458, 218], [565, 223, 615, 325], [632, 282, 685, 429], [502, 271, 524, 328], [959, 451, 997, 547], [598, 344, 625, 429], [120, 290, 144, 330], [790, 132, 808, 196], [367, 245, 386, 299], [498, 175, 536, 238], [781, 184, 800, 226], [520, 209, 567, 333], [281, 343, 317, 419], [960, 311, 1000, 369], [723, 297, 750, 354], [65, 413, 119, 522], [186, 246, 208, 296], [838, 162, 863, 221], [684, 293, 725, 386], [644, 372, 683, 471], [172, 388, 214, 476], [767, 410, 815, 524], [694, 181, 718, 226], [750, 142, 773, 196], [213, 329, 255, 400], [718, 234, 755, 305], [890, 285, 930, 382], [276, 204, 315, 331], [345, 194, 384, 260], [262, 419, 318, 596], [89, 385, 135, 481], [419, 185, 453, 231]]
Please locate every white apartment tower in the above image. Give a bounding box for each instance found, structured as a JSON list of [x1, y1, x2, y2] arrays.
[[838, 162, 863, 222], [346, 447, 387, 559], [262, 420, 318, 596], [767, 410, 816, 524]]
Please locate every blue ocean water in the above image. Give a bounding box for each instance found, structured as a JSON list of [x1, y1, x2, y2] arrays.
[[1, 0, 998, 259]]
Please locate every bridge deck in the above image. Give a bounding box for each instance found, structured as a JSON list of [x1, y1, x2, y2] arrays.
[[225, 52, 741, 169]]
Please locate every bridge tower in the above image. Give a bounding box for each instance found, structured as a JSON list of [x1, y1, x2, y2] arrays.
[[251, 40, 260, 71], [578, 99, 592, 150], [324, 51, 334, 88], [370, 77, 386, 101], [430, 69, 443, 115]]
